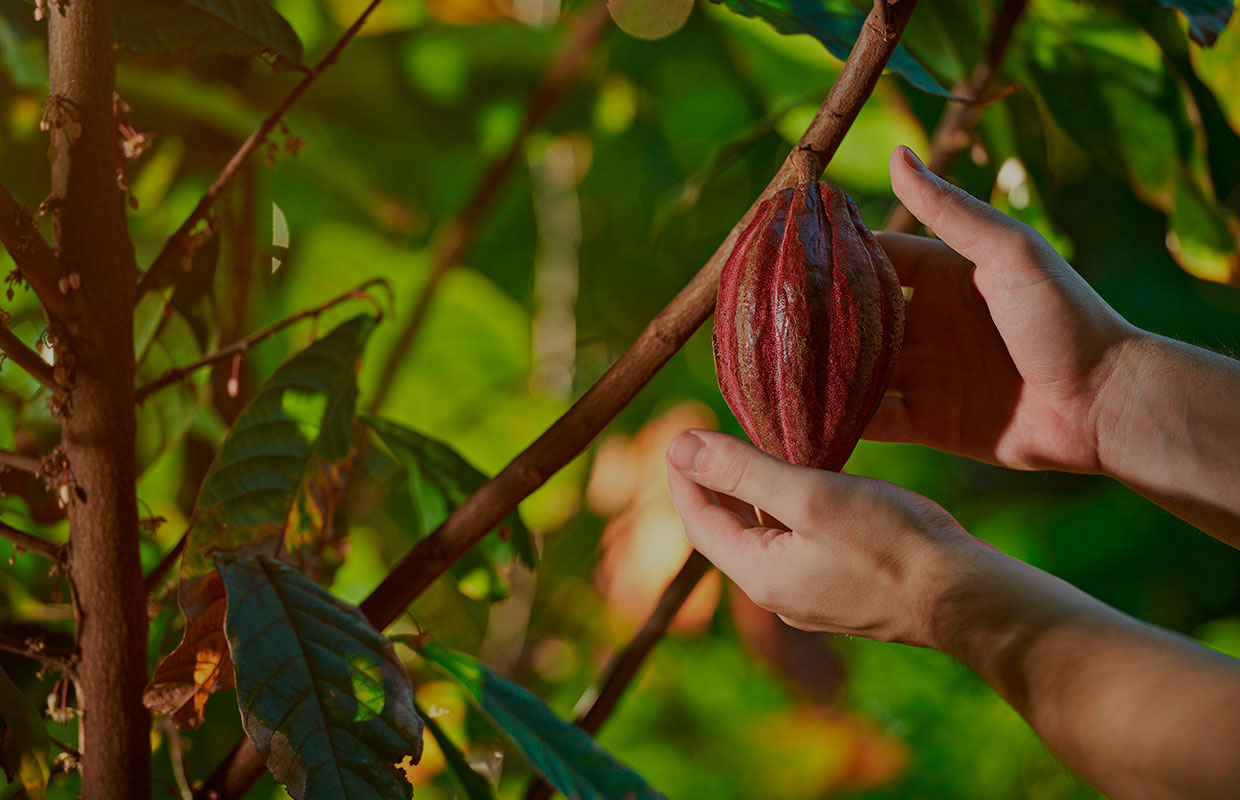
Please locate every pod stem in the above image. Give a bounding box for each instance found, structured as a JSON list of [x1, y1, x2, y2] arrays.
[[789, 146, 823, 186]]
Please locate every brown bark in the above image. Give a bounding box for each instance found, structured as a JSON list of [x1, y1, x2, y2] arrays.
[[48, 0, 150, 795], [0, 181, 70, 321], [885, 0, 1027, 233], [197, 2, 920, 796]]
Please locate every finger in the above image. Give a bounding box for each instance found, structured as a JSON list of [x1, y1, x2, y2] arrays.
[[666, 429, 831, 529], [888, 146, 1034, 267], [862, 395, 917, 444], [666, 464, 774, 582], [872, 231, 966, 286]]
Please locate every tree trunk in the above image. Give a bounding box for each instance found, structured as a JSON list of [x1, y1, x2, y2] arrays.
[[48, 0, 150, 795]]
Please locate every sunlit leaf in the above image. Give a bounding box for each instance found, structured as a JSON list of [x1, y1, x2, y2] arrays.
[[1189, 7, 1240, 133], [0, 665, 49, 800], [113, 0, 304, 63], [147, 315, 374, 726], [413, 698, 497, 800], [1018, 0, 1240, 282], [420, 641, 667, 800], [219, 554, 423, 800], [705, 0, 954, 97], [1147, 0, 1234, 46], [365, 416, 534, 602]]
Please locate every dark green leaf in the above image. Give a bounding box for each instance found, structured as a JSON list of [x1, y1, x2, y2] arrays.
[[365, 416, 535, 600], [112, 0, 303, 63], [1147, 0, 1234, 46], [413, 698, 498, 800], [0, 665, 49, 800], [180, 314, 374, 587], [706, 0, 954, 97], [219, 554, 423, 800], [420, 642, 666, 800], [146, 315, 374, 725]]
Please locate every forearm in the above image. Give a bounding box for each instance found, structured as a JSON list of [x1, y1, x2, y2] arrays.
[[1095, 333, 1240, 545], [926, 549, 1240, 800]]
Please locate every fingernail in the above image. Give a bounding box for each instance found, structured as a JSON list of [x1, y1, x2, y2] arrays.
[[900, 145, 927, 173], [668, 431, 705, 472]]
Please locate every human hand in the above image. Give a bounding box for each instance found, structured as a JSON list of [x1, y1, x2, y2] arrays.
[[867, 146, 1141, 473], [665, 429, 989, 648]]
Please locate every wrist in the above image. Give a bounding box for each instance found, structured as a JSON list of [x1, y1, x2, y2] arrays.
[[1088, 326, 1164, 480]]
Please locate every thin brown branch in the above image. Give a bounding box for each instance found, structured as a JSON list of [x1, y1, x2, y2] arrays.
[[0, 631, 76, 672], [0, 325, 57, 389], [134, 0, 388, 300], [135, 278, 389, 403], [196, 3, 920, 796], [0, 181, 70, 321], [368, 0, 611, 412], [0, 448, 43, 475], [885, 0, 1028, 233], [523, 552, 711, 800], [144, 531, 187, 595], [0, 519, 65, 564]]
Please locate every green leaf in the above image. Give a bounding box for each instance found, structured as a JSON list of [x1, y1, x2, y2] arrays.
[[1148, 0, 1234, 46], [112, 0, 304, 63], [705, 0, 954, 97], [0, 665, 49, 800], [420, 642, 667, 800], [413, 698, 497, 800], [147, 315, 374, 726], [180, 314, 374, 587], [1018, 0, 1240, 282], [219, 554, 423, 800], [364, 416, 535, 601]]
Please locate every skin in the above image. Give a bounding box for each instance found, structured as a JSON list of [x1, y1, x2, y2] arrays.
[[666, 146, 1240, 800]]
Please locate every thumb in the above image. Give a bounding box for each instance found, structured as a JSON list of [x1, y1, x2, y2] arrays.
[[666, 430, 831, 530], [889, 145, 1036, 267]]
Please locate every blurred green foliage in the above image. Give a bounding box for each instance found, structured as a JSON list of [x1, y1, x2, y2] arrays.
[[2, 0, 1240, 797]]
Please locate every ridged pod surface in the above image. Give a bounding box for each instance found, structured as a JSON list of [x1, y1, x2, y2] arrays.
[[714, 181, 904, 472]]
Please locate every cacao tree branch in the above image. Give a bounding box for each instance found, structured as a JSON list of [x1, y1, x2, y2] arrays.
[[134, 0, 388, 300], [885, 0, 1028, 233], [0, 181, 71, 321], [523, 552, 711, 800], [368, 0, 611, 412], [0, 325, 56, 389], [197, 3, 920, 796], [0, 632, 76, 673], [135, 278, 388, 403], [0, 448, 42, 475], [49, 0, 150, 794], [0, 519, 65, 564]]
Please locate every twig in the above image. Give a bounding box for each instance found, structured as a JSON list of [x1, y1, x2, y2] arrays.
[[0, 181, 70, 321], [134, 0, 389, 300], [0, 325, 56, 389], [368, 0, 612, 412], [144, 532, 187, 595], [0, 631, 76, 672], [135, 278, 389, 403], [0, 448, 42, 475], [195, 3, 921, 796], [523, 552, 710, 800], [885, 0, 1028, 233], [162, 717, 194, 800], [1, 519, 65, 564]]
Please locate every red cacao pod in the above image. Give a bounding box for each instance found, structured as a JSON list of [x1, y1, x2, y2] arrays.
[[713, 181, 904, 472]]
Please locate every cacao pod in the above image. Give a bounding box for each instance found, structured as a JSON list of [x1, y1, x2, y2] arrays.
[[713, 180, 904, 472]]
